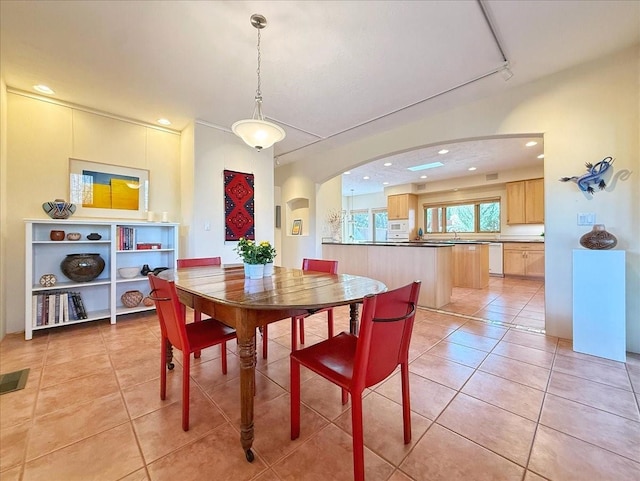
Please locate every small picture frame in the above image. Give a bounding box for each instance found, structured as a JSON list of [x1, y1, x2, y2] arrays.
[[291, 219, 302, 235]]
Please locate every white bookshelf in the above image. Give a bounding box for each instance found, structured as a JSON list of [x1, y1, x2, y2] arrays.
[[25, 219, 178, 340]]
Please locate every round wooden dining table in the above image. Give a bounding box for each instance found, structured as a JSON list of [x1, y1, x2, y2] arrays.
[[170, 264, 387, 462]]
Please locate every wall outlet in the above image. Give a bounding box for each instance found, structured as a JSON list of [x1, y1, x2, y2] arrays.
[[204, 222, 211, 231], [577, 213, 595, 226]]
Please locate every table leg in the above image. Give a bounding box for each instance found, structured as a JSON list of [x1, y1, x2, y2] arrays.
[[349, 302, 359, 335], [237, 322, 256, 462]]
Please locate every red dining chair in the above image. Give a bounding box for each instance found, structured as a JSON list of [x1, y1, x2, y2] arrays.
[[177, 257, 221, 358], [290, 281, 421, 481], [260, 258, 338, 359], [148, 274, 236, 431]]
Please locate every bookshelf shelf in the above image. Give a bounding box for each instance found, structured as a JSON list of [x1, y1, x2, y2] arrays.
[[25, 219, 178, 340]]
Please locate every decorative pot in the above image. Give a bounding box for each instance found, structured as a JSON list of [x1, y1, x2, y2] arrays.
[[50, 230, 65, 241], [60, 253, 106, 282], [121, 290, 143, 308], [142, 296, 155, 307], [39, 273, 57, 287], [66, 232, 81, 241], [263, 262, 274, 277], [87, 233, 102, 241], [579, 224, 618, 250], [244, 263, 264, 279], [140, 264, 151, 276], [42, 199, 76, 219]]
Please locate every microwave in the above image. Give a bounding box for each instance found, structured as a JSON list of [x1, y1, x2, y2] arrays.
[[388, 220, 409, 233]]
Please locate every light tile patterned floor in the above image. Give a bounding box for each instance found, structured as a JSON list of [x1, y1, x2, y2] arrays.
[[441, 276, 547, 331], [1, 278, 639, 481]]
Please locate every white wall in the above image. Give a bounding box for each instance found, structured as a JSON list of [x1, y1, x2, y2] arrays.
[[4, 92, 181, 334], [275, 46, 640, 351], [0, 78, 7, 340], [181, 122, 275, 264]]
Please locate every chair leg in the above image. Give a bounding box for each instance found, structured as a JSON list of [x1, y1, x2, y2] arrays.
[[194, 310, 202, 359], [327, 309, 334, 339], [290, 358, 301, 440], [262, 325, 268, 359], [221, 341, 228, 374], [351, 393, 365, 481], [341, 388, 349, 405], [400, 362, 412, 444], [299, 317, 305, 345], [160, 337, 168, 400], [291, 317, 299, 351], [182, 355, 191, 431]]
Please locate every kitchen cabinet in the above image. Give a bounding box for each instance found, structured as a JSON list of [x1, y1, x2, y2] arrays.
[[25, 219, 178, 340], [503, 243, 544, 278], [452, 243, 489, 288], [506, 178, 544, 224], [387, 194, 417, 220], [387, 193, 418, 239]]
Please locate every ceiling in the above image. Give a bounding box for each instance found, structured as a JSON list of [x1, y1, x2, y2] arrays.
[[1, 1, 638, 193]]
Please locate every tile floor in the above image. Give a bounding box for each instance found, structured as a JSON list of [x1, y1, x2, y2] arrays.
[[1, 279, 639, 481], [441, 276, 546, 332]]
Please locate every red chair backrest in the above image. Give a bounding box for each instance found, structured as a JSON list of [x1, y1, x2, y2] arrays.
[[148, 274, 190, 352], [177, 257, 221, 268], [302, 258, 338, 274], [353, 281, 421, 390]]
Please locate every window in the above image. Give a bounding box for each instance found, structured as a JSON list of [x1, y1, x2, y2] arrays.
[[349, 209, 369, 241], [373, 209, 388, 242], [424, 198, 500, 234]]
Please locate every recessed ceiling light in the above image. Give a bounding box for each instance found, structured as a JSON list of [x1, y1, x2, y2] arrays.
[[408, 161, 444, 172], [537, 154, 544, 159], [343, 171, 351, 175], [383, 181, 389, 185], [157, 118, 171, 126], [383, 162, 392, 167], [468, 167, 477, 171], [363, 176, 370, 180], [438, 149, 449, 155], [525, 141, 538, 147], [34, 84, 54, 95], [420, 175, 427, 179]]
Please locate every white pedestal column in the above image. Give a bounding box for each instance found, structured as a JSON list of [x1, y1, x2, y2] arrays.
[[572, 249, 626, 362]]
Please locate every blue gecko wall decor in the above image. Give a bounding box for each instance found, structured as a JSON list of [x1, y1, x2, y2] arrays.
[[559, 156, 614, 194]]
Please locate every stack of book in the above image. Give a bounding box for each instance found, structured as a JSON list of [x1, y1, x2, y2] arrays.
[[31, 291, 88, 327], [116, 226, 136, 250]]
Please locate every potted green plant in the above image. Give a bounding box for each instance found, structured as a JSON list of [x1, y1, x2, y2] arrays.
[[257, 241, 277, 276], [234, 238, 263, 278]]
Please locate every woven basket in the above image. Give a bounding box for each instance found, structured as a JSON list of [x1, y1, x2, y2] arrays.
[[121, 290, 143, 308]]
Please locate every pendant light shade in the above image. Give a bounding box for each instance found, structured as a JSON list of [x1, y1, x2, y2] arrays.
[[232, 14, 286, 151]]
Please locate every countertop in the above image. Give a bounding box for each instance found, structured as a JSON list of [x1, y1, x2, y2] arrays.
[[322, 239, 544, 246]]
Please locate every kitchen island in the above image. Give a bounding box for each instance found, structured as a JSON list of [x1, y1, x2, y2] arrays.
[[322, 242, 453, 308]]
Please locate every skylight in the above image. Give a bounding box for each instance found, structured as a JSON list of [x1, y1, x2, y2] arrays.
[[407, 161, 444, 172]]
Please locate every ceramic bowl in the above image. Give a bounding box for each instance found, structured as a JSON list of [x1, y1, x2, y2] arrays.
[[67, 232, 81, 241], [118, 267, 140, 279], [50, 230, 65, 241]]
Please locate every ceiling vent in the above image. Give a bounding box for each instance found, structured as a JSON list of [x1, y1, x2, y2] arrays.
[[486, 173, 499, 181], [416, 183, 427, 191]]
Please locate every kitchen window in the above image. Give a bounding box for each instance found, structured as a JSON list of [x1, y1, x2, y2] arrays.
[[424, 198, 500, 234]]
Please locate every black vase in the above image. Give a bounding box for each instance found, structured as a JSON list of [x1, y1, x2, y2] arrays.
[[140, 264, 151, 276], [60, 253, 105, 282]]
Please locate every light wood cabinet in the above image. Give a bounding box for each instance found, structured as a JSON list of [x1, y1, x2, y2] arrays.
[[506, 178, 544, 224], [503, 243, 544, 278], [452, 244, 489, 288], [387, 194, 417, 220]]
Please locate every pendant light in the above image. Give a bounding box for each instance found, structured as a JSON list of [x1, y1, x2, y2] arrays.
[[232, 14, 286, 151]]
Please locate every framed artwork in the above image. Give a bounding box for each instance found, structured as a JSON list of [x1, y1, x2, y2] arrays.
[[69, 158, 149, 219], [291, 219, 302, 235], [224, 169, 255, 241]]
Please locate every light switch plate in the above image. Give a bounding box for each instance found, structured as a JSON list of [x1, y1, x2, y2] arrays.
[[577, 213, 595, 226]]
